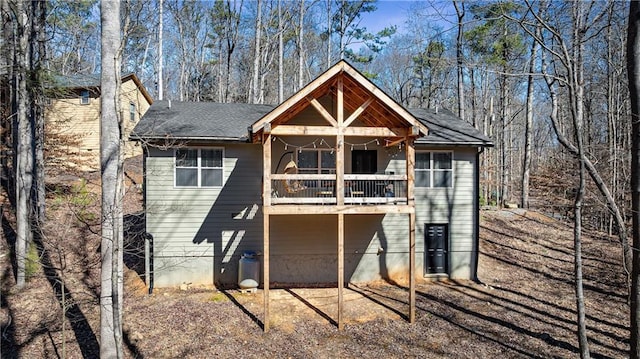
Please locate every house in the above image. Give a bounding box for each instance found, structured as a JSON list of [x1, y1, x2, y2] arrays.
[[46, 73, 153, 170], [132, 61, 492, 329]]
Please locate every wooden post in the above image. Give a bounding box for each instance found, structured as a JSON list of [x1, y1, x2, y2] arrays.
[[406, 138, 415, 206], [338, 212, 344, 330], [263, 133, 271, 332], [264, 133, 272, 207], [336, 76, 345, 206], [263, 211, 270, 332]]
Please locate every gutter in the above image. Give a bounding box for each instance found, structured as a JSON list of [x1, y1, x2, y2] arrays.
[[129, 135, 251, 144]]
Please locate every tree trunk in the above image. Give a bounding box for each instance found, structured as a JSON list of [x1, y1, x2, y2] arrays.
[[521, 28, 540, 209], [15, 0, 33, 288], [100, 0, 124, 357], [453, 0, 465, 121], [158, 0, 163, 100], [251, 0, 262, 104], [627, 2, 640, 357], [572, 15, 590, 354], [298, 0, 305, 90], [278, 0, 283, 103], [31, 0, 46, 225], [326, 0, 332, 68]]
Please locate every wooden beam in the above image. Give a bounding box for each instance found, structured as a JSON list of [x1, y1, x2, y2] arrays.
[[343, 97, 373, 127], [270, 125, 336, 136], [409, 211, 416, 323], [406, 139, 415, 207], [336, 77, 345, 206], [337, 76, 344, 126], [308, 97, 338, 127], [338, 213, 344, 330], [263, 133, 271, 332], [343, 127, 407, 137], [384, 137, 405, 148], [263, 134, 272, 206], [266, 204, 415, 215], [251, 63, 345, 133], [342, 65, 429, 136]]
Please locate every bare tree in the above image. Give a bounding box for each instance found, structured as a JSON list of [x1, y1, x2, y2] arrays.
[[521, 21, 541, 209], [251, 0, 262, 104], [627, 1, 640, 357], [158, 0, 163, 100], [100, 0, 124, 356], [453, 0, 465, 122], [13, 0, 33, 288]]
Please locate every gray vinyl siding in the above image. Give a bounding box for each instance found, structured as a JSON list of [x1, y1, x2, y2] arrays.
[[145, 144, 478, 287], [414, 146, 477, 279], [146, 144, 264, 286]]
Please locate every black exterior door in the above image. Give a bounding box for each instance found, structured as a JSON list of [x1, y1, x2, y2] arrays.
[[425, 224, 448, 274], [351, 150, 377, 174]]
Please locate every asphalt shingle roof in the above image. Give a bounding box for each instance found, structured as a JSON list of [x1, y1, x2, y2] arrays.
[[410, 108, 493, 146], [131, 101, 275, 141], [132, 101, 492, 147]]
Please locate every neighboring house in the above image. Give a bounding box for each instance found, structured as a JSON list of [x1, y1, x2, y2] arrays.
[[132, 61, 492, 327], [46, 73, 153, 170]]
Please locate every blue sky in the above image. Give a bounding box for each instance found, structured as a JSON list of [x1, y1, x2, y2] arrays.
[[360, 0, 415, 34]]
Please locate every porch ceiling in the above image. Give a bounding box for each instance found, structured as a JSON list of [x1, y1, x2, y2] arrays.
[[251, 61, 428, 143], [267, 74, 409, 130]]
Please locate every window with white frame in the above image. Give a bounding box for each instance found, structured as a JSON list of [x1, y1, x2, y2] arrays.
[[80, 90, 90, 105], [175, 148, 223, 187], [415, 151, 452, 188], [129, 102, 136, 122]]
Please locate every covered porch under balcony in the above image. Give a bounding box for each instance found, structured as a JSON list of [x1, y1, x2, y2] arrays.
[[250, 61, 429, 331]]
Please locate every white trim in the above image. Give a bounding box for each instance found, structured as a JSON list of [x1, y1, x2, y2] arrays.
[[129, 102, 136, 122], [415, 150, 454, 188], [174, 147, 225, 188]]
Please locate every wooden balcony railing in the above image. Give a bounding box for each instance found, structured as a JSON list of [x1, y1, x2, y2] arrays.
[[270, 174, 407, 205]]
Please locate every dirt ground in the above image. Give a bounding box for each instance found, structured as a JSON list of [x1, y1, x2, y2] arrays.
[[0, 175, 630, 358]]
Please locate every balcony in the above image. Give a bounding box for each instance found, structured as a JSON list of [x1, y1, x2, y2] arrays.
[[270, 174, 408, 205]]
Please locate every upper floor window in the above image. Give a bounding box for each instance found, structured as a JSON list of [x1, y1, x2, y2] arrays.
[[175, 148, 223, 187], [80, 90, 90, 105], [129, 102, 136, 122], [297, 149, 336, 174], [415, 151, 452, 188]]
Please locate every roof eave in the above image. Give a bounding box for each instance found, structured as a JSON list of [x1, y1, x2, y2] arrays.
[[130, 135, 250, 143], [416, 141, 494, 147]]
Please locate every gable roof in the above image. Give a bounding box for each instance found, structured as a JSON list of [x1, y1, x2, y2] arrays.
[[50, 73, 154, 105], [250, 60, 429, 141], [132, 101, 492, 147]]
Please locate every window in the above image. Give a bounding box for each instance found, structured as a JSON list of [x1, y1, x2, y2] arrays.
[[175, 148, 223, 187], [80, 90, 90, 105], [129, 102, 136, 122], [415, 151, 452, 188], [297, 149, 335, 174], [297, 149, 335, 188]]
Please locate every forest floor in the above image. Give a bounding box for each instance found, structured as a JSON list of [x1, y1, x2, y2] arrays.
[[0, 161, 630, 358]]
